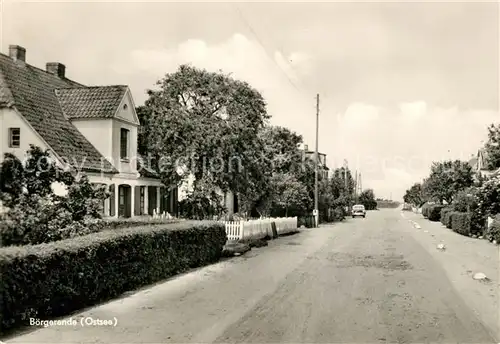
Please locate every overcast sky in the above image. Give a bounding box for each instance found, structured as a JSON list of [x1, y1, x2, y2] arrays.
[[1, 0, 499, 200]]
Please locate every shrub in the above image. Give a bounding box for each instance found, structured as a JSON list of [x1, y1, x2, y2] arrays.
[[0, 221, 227, 334], [100, 217, 181, 230], [333, 207, 345, 222], [428, 205, 444, 221], [422, 203, 431, 218], [440, 207, 452, 225], [477, 176, 500, 218], [485, 215, 500, 243], [450, 211, 472, 236]]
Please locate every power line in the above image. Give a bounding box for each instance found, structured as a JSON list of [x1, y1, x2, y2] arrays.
[[233, 4, 307, 95]]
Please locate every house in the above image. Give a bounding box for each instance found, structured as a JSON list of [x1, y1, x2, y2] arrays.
[[302, 144, 329, 179], [468, 148, 500, 181], [0, 44, 177, 218]]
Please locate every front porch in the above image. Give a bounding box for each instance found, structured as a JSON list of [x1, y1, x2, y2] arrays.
[[91, 178, 178, 219]]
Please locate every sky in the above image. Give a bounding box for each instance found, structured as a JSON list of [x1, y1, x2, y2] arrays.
[[1, 0, 499, 201]]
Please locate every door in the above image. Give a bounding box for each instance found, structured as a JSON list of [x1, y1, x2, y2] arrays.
[[148, 186, 157, 215], [118, 185, 131, 218]]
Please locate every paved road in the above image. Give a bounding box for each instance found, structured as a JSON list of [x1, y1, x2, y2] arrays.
[[6, 209, 499, 343]]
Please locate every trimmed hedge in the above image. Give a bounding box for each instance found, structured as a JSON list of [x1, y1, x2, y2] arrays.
[[449, 211, 472, 236], [0, 221, 226, 334], [422, 204, 431, 218], [440, 207, 453, 226], [428, 205, 444, 222], [100, 217, 181, 230]]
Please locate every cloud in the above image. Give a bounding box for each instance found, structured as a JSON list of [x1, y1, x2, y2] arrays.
[[112, 33, 498, 202]]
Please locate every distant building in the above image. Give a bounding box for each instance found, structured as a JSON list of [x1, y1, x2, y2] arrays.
[[468, 148, 500, 181], [301, 144, 329, 179]]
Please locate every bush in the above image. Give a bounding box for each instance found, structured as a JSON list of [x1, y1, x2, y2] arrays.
[[428, 205, 444, 221], [450, 211, 472, 236], [0, 221, 226, 334], [440, 207, 452, 225], [422, 203, 431, 218], [333, 207, 345, 221], [477, 176, 500, 217], [298, 215, 315, 228], [100, 217, 181, 230], [485, 215, 500, 243]]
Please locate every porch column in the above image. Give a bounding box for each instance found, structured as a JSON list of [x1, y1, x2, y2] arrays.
[[156, 186, 161, 214], [114, 184, 119, 218], [130, 185, 135, 218], [103, 184, 110, 217], [144, 186, 149, 215]]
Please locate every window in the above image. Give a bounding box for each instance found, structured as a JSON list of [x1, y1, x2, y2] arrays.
[[120, 128, 129, 160], [8, 128, 20, 148]]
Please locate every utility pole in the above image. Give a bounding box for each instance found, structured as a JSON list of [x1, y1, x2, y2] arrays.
[[359, 173, 362, 194], [314, 93, 319, 228], [354, 170, 358, 200]]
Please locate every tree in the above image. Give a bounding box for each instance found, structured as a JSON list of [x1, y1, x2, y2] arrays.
[[421, 160, 474, 204], [0, 145, 108, 246], [140, 65, 270, 218], [403, 183, 425, 206], [358, 189, 377, 210], [485, 123, 500, 170], [268, 173, 309, 217]]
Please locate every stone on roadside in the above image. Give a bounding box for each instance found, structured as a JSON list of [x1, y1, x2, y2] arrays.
[[473, 272, 487, 281], [472, 234, 477, 238], [436, 244, 446, 251], [222, 242, 251, 257], [493, 240, 497, 245], [479, 236, 483, 239]]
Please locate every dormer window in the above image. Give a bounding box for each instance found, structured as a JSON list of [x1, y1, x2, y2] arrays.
[[123, 104, 128, 110], [120, 128, 129, 161]]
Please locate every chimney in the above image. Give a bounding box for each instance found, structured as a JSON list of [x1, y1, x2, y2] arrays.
[[9, 45, 26, 62], [46, 62, 66, 78]]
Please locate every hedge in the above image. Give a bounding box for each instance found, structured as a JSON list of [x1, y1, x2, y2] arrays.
[[450, 211, 472, 236], [100, 217, 181, 230], [440, 207, 453, 226], [428, 205, 444, 222], [422, 204, 431, 218], [0, 221, 227, 334]]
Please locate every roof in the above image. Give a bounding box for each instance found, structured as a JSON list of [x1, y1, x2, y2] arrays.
[[477, 148, 495, 171], [468, 157, 478, 169], [137, 154, 161, 179], [0, 53, 118, 173], [55, 86, 127, 119]]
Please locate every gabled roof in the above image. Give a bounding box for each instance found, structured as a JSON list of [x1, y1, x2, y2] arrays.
[[468, 156, 478, 170], [55, 85, 128, 119], [478, 148, 493, 171], [0, 53, 117, 173]]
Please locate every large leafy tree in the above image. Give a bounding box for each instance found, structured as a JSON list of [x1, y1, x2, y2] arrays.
[[422, 160, 474, 204], [484, 123, 500, 170], [140, 65, 270, 216], [358, 189, 378, 210], [268, 173, 309, 217], [403, 183, 425, 207]]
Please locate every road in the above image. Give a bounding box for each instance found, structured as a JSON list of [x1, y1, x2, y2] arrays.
[[6, 209, 499, 343]]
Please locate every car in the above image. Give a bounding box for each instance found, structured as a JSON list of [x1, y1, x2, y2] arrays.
[[351, 204, 366, 218]]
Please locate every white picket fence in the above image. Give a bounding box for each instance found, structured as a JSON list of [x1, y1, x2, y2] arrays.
[[222, 217, 298, 241]]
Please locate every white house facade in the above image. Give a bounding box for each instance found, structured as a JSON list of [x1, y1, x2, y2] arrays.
[[0, 44, 177, 218]]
